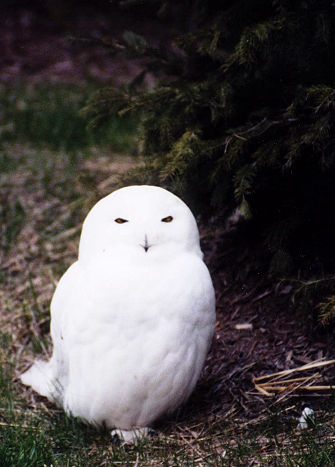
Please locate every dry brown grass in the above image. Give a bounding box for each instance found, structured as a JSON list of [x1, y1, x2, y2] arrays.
[[254, 359, 335, 398]]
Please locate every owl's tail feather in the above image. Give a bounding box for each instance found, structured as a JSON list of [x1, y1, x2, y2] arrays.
[[20, 359, 56, 402]]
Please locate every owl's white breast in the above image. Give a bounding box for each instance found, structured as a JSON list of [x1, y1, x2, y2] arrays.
[[51, 252, 215, 429]]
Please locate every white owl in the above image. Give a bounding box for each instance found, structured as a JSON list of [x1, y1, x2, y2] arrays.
[[21, 185, 216, 442]]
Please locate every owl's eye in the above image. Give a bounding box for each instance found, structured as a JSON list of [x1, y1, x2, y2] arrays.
[[161, 216, 173, 223], [114, 218, 128, 224]]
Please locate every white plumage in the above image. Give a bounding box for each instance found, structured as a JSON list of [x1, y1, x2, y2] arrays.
[[21, 185, 215, 440]]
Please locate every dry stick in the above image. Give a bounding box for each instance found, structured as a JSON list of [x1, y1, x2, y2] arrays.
[[260, 374, 321, 385], [253, 358, 335, 383], [253, 359, 335, 399], [258, 373, 320, 393], [298, 385, 335, 390], [254, 385, 272, 396], [275, 375, 327, 404], [260, 385, 332, 393]]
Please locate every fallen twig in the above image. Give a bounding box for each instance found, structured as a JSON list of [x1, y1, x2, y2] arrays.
[[253, 359, 335, 398]]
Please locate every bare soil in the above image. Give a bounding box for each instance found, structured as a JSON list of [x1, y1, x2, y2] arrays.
[[1, 3, 172, 84]]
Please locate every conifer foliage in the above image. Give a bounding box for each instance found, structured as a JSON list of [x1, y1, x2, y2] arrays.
[[85, 0, 335, 318]]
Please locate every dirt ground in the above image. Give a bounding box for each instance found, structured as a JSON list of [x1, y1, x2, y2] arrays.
[[2, 3, 335, 435], [1, 2, 172, 84]]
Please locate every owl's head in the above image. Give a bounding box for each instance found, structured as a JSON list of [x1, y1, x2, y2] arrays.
[[78, 185, 202, 262]]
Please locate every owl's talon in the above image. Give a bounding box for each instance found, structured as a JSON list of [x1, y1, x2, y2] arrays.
[[111, 427, 153, 444]]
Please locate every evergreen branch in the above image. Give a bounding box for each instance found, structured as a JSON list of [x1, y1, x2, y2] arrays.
[[85, 0, 335, 318], [319, 295, 335, 325]]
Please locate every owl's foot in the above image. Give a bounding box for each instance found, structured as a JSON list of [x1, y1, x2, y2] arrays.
[[111, 427, 154, 444]]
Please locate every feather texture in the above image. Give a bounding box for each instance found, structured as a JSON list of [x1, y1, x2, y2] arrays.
[[21, 185, 216, 436]]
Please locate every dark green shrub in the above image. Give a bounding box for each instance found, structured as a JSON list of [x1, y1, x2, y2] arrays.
[[85, 0, 335, 319]]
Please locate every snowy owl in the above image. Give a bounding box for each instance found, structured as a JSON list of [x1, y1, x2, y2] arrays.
[[21, 185, 216, 442]]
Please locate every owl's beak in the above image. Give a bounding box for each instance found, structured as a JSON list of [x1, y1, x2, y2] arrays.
[[141, 234, 150, 252]]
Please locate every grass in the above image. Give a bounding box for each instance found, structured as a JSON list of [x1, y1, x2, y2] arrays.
[[0, 197, 25, 253], [1, 357, 335, 466], [1, 81, 335, 465], [0, 82, 138, 252], [0, 82, 137, 154]]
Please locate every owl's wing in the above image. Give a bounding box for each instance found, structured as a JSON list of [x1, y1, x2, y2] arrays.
[[20, 262, 82, 404], [49, 261, 81, 343]]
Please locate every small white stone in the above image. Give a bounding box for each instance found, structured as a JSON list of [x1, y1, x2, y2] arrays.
[[297, 407, 314, 430]]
